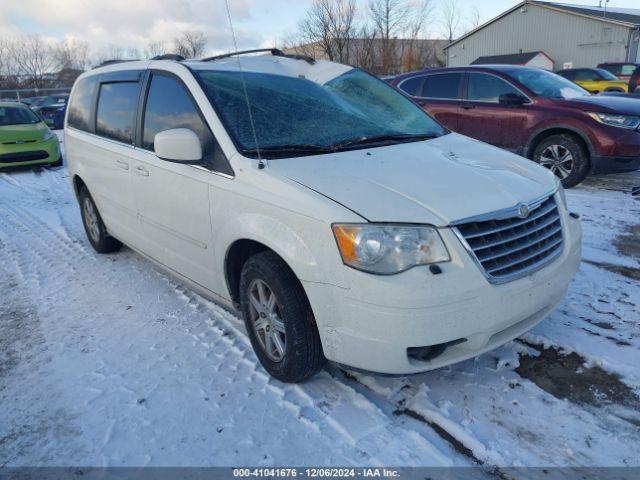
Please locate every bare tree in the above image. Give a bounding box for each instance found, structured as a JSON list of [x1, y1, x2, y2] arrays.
[[351, 25, 378, 72], [53, 38, 90, 71], [8, 35, 56, 88], [173, 30, 207, 59], [467, 5, 482, 31], [298, 0, 357, 63], [368, 0, 432, 74], [146, 40, 168, 58], [441, 0, 462, 42]]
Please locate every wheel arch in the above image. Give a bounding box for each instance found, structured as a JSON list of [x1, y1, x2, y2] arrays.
[[72, 174, 87, 199], [524, 125, 594, 160]]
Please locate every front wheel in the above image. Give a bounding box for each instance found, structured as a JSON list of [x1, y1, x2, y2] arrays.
[[239, 251, 325, 382], [79, 186, 122, 253], [533, 134, 589, 188]]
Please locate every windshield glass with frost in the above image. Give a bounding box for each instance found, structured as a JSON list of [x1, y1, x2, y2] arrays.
[[195, 68, 446, 157]]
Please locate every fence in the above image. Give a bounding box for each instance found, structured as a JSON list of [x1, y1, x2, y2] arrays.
[[0, 87, 72, 102]]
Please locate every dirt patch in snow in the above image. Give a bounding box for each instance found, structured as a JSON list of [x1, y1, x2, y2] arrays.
[[516, 344, 640, 410], [583, 260, 640, 281], [614, 224, 640, 261]]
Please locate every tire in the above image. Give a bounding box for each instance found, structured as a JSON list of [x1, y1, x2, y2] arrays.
[[79, 186, 123, 254], [533, 134, 590, 188], [239, 251, 325, 382]]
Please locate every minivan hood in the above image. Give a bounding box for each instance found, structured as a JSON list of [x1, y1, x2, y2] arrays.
[[553, 95, 640, 115], [269, 133, 556, 226]]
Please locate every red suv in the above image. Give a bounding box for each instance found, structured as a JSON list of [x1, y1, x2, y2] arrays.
[[389, 65, 640, 187]]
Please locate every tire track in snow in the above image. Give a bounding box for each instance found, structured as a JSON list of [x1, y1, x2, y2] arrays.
[[0, 169, 462, 466], [149, 276, 463, 466]]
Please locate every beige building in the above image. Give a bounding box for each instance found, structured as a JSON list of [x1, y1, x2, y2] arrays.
[[445, 1, 640, 70]]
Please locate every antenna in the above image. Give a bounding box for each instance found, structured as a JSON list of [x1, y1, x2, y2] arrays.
[[223, 0, 264, 169]]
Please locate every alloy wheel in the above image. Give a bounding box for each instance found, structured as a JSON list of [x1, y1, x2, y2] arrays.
[[83, 197, 101, 243], [539, 144, 574, 180], [247, 278, 286, 362]]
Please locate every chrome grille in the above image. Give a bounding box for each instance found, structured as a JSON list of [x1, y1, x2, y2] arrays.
[[455, 195, 564, 283]]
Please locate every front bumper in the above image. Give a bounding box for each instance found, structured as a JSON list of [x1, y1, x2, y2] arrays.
[[591, 155, 640, 174], [0, 136, 60, 169], [304, 209, 582, 374]]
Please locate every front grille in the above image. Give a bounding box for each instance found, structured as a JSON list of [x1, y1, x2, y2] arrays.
[[455, 195, 563, 283], [0, 150, 50, 163], [2, 140, 37, 145]]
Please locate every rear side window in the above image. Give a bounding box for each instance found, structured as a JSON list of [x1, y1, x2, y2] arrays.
[[398, 76, 426, 97], [621, 65, 638, 76], [68, 76, 98, 131], [96, 82, 140, 144], [467, 73, 521, 103], [422, 73, 462, 99], [143, 74, 232, 175]]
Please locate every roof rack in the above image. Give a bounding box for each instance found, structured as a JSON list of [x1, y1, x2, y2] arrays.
[[151, 54, 185, 61], [201, 48, 315, 65], [93, 59, 139, 69]]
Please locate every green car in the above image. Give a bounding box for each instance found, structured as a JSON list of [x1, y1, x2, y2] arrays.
[[0, 102, 62, 169]]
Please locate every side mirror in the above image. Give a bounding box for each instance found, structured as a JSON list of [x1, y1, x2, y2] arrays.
[[154, 128, 202, 163], [499, 93, 528, 106]]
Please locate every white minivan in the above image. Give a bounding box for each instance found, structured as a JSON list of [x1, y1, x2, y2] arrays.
[[65, 50, 582, 382]]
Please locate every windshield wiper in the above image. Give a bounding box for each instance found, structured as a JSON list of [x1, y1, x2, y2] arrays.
[[241, 144, 333, 159], [331, 133, 440, 151]]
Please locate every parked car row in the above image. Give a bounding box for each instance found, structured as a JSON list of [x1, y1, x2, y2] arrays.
[[390, 65, 640, 188]]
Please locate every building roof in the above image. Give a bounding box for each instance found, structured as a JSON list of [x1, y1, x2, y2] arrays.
[[471, 51, 551, 65], [546, 2, 640, 26], [445, 1, 640, 50]]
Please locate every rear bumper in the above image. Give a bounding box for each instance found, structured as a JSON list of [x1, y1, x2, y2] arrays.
[[304, 210, 582, 375], [591, 155, 640, 174]]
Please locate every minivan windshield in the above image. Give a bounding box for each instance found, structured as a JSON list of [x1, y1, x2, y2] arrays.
[[195, 68, 446, 158], [0, 106, 41, 126], [504, 68, 591, 100]]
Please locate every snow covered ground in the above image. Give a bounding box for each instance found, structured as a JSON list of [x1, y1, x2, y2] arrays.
[[1, 133, 639, 468]]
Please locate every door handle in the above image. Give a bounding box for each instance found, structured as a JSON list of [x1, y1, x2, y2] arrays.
[[115, 159, 129, 170], [461, 105, 476, 110], [134, 166, 149, 177]]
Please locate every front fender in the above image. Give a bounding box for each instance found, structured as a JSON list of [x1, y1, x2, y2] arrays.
[[214, 209, 350, 300]]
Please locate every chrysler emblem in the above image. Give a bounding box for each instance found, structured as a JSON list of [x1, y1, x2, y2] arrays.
[[518, 204, 530, 219]]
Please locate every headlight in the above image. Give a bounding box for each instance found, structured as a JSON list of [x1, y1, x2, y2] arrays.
[[332, 224, 450, 275], [42, 129, 54, 141], [555, 177, 567, 210], [588, 112, 640, 130]]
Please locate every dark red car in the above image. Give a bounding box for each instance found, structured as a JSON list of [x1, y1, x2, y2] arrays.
[[389, 65, 640, 187]]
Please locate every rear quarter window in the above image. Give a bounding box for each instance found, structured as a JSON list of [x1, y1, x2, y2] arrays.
[[96, 82, 140, 144], [67, 76, 99, 132]]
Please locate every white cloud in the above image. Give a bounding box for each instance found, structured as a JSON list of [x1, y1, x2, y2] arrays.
[[0, 0, 259, 55]]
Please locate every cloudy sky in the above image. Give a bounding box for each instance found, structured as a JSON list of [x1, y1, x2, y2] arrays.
[[1, 0, 639, 57]]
